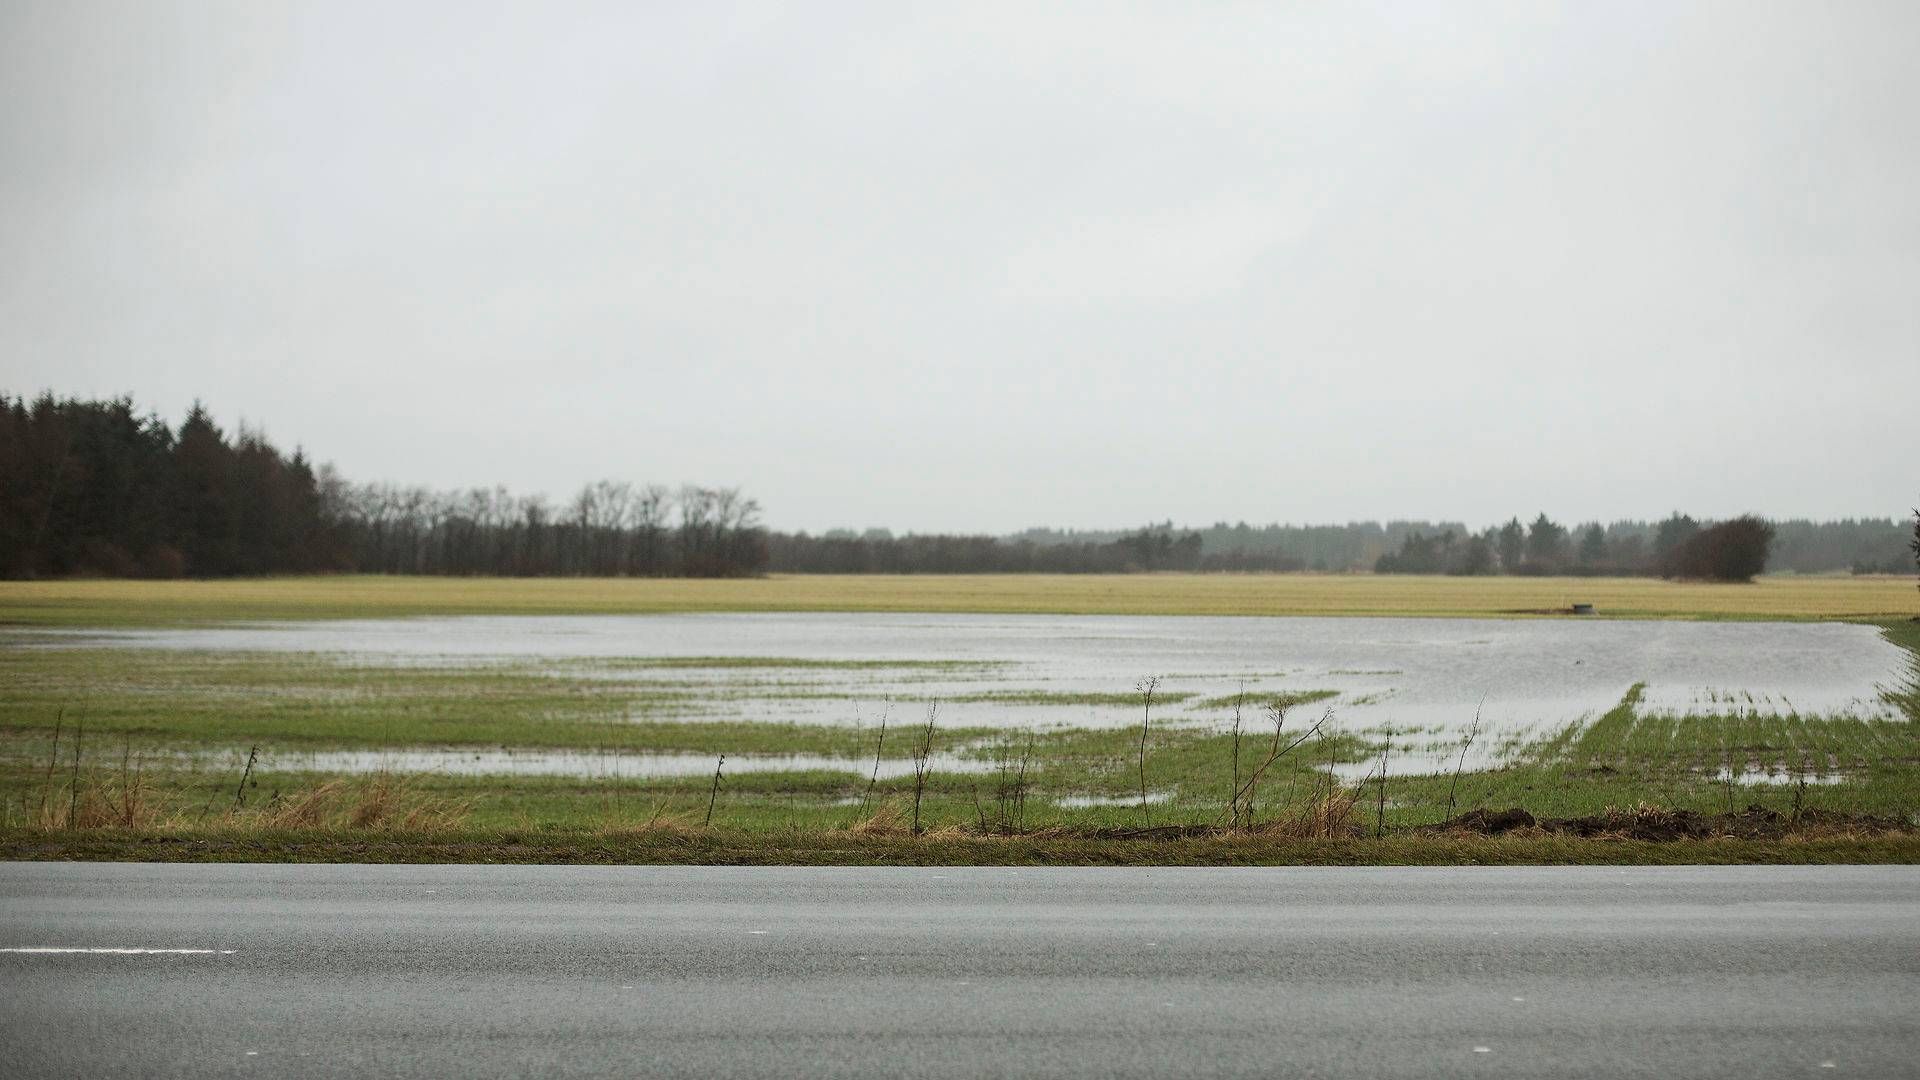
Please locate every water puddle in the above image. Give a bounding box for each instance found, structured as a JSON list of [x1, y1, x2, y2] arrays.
[[1707, 766, 1852, 786], [1053, 791, 1174, 809], [211, 747, 1001, 779]]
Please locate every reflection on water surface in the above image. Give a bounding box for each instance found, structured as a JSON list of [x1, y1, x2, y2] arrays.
[[18, 612, 1902, 778]]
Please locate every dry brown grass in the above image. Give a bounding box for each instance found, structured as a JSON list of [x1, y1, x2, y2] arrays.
[[595, 805, 705, 840], [1250, 786, 1368, 840], [848, 800, 909, 836], [35, 776, 162, 830], [14, 766, 472, 834], [255, 780, 343, 829], [247, 774, 472, 831], [260, 775, 471, 831], [16, 736, 165, 830]]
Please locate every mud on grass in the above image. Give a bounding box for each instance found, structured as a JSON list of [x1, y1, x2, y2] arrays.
[[1427, 804, 1916, 843]]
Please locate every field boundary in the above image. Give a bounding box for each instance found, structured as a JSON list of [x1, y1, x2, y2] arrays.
[[6, 827, 1916, 866], [2, 573, 1915, 626]]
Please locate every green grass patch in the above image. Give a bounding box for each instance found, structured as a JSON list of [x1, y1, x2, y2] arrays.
[[1187, 689, 1338, 712], [0, 647, 994, 753], [937, 690, 1195, 707]]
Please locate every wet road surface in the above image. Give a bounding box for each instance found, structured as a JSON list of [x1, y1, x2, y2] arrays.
[[2, 863, 1915, 1078]]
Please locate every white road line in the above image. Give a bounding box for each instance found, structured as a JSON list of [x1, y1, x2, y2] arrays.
[[1, 947, 236, 955]]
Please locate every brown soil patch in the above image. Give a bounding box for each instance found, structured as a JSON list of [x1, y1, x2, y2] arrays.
[[1428, 804, 1915, 842]]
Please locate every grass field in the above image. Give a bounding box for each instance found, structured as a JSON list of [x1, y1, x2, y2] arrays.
[[2, 573, 1914, 864], [1, 572, 1915, 626], [4, 663, 1911, 830], [1, 627, 1914, 862]]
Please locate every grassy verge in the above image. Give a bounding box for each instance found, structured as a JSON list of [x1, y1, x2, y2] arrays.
[[2, 572, 1915, 626], [6, 826, 1915, 866]]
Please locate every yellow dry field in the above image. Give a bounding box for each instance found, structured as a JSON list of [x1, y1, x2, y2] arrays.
[[1, 573, 1914, 626]]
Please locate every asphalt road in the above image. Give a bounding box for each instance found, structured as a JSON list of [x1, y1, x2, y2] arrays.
[[1, 863, 1915, 1078]]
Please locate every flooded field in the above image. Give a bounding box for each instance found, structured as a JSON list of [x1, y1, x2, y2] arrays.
[[4, 611, 1913, 831], [27, 614, 1903, 758]]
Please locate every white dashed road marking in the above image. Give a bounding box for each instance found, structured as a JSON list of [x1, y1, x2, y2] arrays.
[[2, 947, 235, 955]]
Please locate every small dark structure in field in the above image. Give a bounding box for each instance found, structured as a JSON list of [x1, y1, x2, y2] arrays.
[[1571, 603, 1595, 615]]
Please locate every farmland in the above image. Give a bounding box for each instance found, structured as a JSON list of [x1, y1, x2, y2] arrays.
[[1, 575, 1914, 864], [1, 572, 1914, 627]]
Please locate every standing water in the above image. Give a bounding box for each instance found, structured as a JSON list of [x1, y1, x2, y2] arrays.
[[22, 613, 1902, 748]]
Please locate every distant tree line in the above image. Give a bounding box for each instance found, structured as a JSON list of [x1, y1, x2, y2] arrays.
[[765, 527, 1305, 574], [775, 512, 1903, 580], [1001, 516, 1905, 579], [2, 395, 765, 579], [1, 394, 342, 578], [4, 394, 1910, 581], [1911, 506, 1920, 587], [1371, 513, 1784, 581], [327, 480, 766, 577], [1770, 517, 1916, 575], [1008, 521, 1455, 574]]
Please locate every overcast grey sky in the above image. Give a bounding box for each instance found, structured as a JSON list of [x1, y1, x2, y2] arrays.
[[2, 2, 1914, 533]]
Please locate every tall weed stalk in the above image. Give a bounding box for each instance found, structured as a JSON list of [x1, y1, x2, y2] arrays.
[[910, 704, 938, 834], [1135, 676, 1159, 827]]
